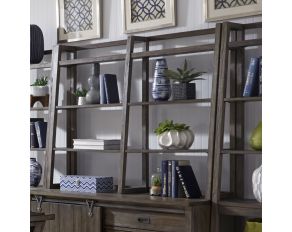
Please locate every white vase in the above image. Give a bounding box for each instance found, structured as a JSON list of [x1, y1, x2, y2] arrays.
[[30, 85, 49, 96], [252, 165, 262, 203], [158, 129, 194, 150]]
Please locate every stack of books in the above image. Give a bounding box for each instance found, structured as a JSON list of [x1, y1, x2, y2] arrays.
[[243, 56, 262, 97], [99, 74, 120, 104], [30, 118, 47, 148], [161, 160, 202, 199], [73, 139, 121, 150]]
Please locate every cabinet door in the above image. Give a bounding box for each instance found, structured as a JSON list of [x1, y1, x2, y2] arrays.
[[31, 201, 101, 232]]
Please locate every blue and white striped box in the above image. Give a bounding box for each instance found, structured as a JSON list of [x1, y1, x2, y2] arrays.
[[60, 175, 114, 193]]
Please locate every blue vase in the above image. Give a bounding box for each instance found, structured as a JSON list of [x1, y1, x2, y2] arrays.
[[152, 59, 171, 101], [30, 158, 42, 187]]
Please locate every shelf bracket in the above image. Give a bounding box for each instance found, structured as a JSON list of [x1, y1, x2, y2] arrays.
[[86, 200, 94, 217], [34, 195, 43, 212]]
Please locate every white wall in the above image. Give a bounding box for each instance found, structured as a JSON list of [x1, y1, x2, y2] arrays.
[[31, 0, 262, 198]]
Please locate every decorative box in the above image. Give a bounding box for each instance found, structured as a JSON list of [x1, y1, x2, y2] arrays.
[[60, 175, 113, 193]]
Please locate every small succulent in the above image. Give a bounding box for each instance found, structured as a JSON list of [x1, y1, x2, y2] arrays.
[[154, 120, 189, 135], [31, 76, 48, 86], [73, 88, 88, 97], [164, 59, 205, 83], [151, 176, 162, 186]]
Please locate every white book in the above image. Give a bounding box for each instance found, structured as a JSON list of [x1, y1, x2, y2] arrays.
[[73, 139, 120, 146], [73, 144, 120, 150]]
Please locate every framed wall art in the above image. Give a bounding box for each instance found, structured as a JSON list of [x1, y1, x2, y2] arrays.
[[123, 0, 176, 33], [205, 0, 262, 21], [58, 0, 102, 42]]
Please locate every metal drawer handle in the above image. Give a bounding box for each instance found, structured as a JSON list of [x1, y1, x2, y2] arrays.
[[137, 217, 151, 224]]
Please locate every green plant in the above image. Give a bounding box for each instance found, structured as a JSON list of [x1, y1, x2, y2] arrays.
[[164, 59, 206, 83], [152, 176, 161, 186], [154, 120, 189, 135], [31, 76, 48, 86], [73, 88, 88, 97]]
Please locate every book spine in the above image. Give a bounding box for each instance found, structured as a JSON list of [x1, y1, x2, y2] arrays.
[[30, 122, 38, 148], [168, 161, 172, 197], [259, 56, 262, 96], [34, 121, 47, 148], [243, 57, 259, 97], [171, 160, 178, 198], [99, 74, 106, 104], [161, 160, 168, 197], [176, 166, 190, 198]]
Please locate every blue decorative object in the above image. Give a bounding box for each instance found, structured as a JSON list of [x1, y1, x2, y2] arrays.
[[30, 158, 42, 187], [131, 0, 166, 23], [152, 58, 171, 101], [60, 175, 114, 193]]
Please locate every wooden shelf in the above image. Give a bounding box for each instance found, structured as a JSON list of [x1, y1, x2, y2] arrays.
[[56, 103, 123, 110], [218, 199, 262, 217], [54, 147, 121, 153], [224, 97, 262, 102], [221, 149, 261, 155], [30, 107, 49, 111], [127, 149, 208, 154], [30, 148, 46, 152], [30, 62, 51, 70], [129, 98, 211, 106]]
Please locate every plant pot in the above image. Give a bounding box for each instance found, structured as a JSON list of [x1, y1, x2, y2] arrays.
[[171, 83, 196, 100], [30, 158, 42, 187], [30, 24, 44, 64], [30, 85, 49, 96], [158, 129, 194, 149], [78, 97, 87, 105], [150, 186, 162, 196]]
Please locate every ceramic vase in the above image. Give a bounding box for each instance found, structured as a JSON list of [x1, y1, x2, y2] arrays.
[[252, 165, 262, 202], [30, 24, 44, 64], [158, 129, 194, 149], [86, 65, 100, 104], [30, 85, 49, 96], [152, 59, 171, 101], [30, 158, 42, 187]]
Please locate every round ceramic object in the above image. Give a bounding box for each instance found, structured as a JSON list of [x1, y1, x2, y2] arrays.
[[152, 59, 171, 101], [252, 165, 262, 202], [30, 86, 49, 96], [30, 158, 42, 187], [158, 129, 194, 149]]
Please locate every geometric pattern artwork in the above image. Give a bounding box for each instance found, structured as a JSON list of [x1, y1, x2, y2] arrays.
[[131, 0, 166, 23], [64, 0, 93, 33], [60, 175, 114, 193], [215, 0, 257, 9]]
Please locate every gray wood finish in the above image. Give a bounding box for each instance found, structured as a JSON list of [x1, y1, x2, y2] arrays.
[[66, 51, 78, 175], [118, 36, 135, 193], [44, 45, 62, 188]]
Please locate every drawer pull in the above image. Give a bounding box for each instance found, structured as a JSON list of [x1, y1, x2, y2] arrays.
[[137, 217, 151, 224]]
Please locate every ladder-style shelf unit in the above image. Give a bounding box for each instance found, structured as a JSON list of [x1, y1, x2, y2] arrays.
[[210, 22, 262, 232], [43, 24, 224, 199]]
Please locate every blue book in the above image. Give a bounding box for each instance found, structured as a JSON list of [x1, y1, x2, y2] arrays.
[[99, 74, 106, 104], [161, 160, 168, 197], [168, 161, 172, 197], [176, 165, 202, 199], [258, 56, 262, 96], [171, 160, 190, 198], [34, 121, 47, 148], [103, 74, 120, 104], [243, 57, 260, 97]]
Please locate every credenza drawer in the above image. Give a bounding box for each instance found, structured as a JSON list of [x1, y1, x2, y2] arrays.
[[104, 208, 186, 232]]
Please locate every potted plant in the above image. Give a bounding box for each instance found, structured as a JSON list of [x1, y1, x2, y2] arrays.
[[154, 120, 194, 149], [164, 59, 205, 100], [30, 76, 49, 96], [150, 172, 162, 196], [73, 88, 88, 105]]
